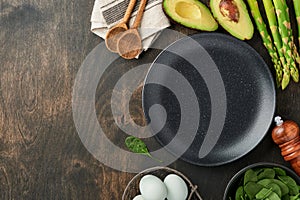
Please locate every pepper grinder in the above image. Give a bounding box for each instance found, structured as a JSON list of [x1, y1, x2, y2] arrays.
[[272, 116, 300, 176]]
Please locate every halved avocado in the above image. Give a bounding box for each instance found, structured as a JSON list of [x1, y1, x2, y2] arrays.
[[162, 0, 218, 31], [210, 0, 254, 40]]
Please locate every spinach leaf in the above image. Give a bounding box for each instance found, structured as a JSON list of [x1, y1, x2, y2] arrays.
[[273, 167, 286, 176], [244, 182, 263, 199], [125, 136, 162, 162], [257, 179, 273, 187], [244, 169, 258, 185], [266, 183, 281, 197], [255, 188, 272, 199], [235, 186, 245, 200], [257, 168, 275, 180], [278, 176, 299, 196], [258, 179, 289, 196], [265, 191, 281, 200]]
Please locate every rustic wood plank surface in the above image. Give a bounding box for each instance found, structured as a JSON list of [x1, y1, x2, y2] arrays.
[[1, 0, 300, 199]]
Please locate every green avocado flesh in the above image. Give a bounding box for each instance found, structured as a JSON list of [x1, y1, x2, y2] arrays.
[[210, 0, 254, 40], [162, 0, 218, 31]]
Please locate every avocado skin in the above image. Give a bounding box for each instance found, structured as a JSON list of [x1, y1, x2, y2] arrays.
[[210, 0, 254, 40], [162, 0, 218, 31]]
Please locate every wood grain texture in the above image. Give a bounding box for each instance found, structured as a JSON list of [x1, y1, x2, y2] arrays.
[[0, 0, 300, 199]]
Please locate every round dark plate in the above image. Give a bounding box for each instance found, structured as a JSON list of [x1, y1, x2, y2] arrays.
[[142, 33, 276, 166]]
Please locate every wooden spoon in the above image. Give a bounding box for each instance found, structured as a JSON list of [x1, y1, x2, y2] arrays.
[[117, 0, 147, 59], [105, 0, 137, 53]]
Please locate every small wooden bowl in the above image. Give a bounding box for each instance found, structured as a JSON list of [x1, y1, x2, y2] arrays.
[[122, 166, 203, 200]]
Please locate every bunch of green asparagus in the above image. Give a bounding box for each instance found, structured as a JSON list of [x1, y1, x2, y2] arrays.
[[247, 0, 300, 89]]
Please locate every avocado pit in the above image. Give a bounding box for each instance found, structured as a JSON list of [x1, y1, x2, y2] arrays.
[[175, 1, 201, 19], [219, 0, 240, 23]]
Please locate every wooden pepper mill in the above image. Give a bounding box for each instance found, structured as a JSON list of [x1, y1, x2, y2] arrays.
[[272, 116, 300, 176]]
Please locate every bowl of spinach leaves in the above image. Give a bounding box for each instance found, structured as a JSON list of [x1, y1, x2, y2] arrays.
[[223, 162, 300, 200]]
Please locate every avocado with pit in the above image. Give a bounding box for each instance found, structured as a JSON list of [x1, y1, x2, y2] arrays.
[[162, 0, 218, 31], [210, 0, 254, 40]]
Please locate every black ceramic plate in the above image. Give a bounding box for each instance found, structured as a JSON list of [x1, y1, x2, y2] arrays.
[[142, 33, 276, 166]]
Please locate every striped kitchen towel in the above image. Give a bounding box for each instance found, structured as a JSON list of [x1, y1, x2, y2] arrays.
[[90, 0, 170, 52]]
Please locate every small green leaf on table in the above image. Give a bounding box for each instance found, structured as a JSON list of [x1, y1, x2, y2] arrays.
[[125, 136, 162, 162]]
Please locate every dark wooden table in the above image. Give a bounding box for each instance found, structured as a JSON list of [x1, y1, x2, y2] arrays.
[[1, 0, 300, 199]]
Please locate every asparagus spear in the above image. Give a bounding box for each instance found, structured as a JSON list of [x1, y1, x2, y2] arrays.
[[273, 0, 299, 83], [294, 0, 300, 45], [262, 0, 287, 80], [247, 0, 285, 88], [279, 0, 300, 64]]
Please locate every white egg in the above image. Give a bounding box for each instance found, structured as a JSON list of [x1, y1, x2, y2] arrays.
[[133, 195, 145, 200], [139, 174, 167, 200], [164, 174, 188, 200]]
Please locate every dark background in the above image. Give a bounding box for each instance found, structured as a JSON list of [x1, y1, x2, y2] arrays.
[[1, 0, 300, 199]]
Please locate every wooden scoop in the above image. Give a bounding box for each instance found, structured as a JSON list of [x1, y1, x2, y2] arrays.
[[117, 0, 147, 59], [105, 0, 137, 52]]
